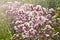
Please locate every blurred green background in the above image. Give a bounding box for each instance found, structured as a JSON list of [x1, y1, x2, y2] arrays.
[[0, 0, 60, 40]]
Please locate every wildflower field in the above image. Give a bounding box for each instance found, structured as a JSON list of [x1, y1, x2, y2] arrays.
[[0, 0, 60, 40]]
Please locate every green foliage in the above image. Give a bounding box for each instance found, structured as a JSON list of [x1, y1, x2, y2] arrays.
[[0, 7, 12, 40]]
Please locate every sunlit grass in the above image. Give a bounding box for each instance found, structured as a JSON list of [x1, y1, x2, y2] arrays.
[[0, 6, 12, 40]]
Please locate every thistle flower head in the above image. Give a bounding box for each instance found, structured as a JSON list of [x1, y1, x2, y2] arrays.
[[2, 1, 59, 39]]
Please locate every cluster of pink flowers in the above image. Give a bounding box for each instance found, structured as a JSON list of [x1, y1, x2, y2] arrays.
[[2, 1, 59, 39]]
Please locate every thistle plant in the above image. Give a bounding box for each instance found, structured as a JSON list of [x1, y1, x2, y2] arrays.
[[2, 1, 60, 40]]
